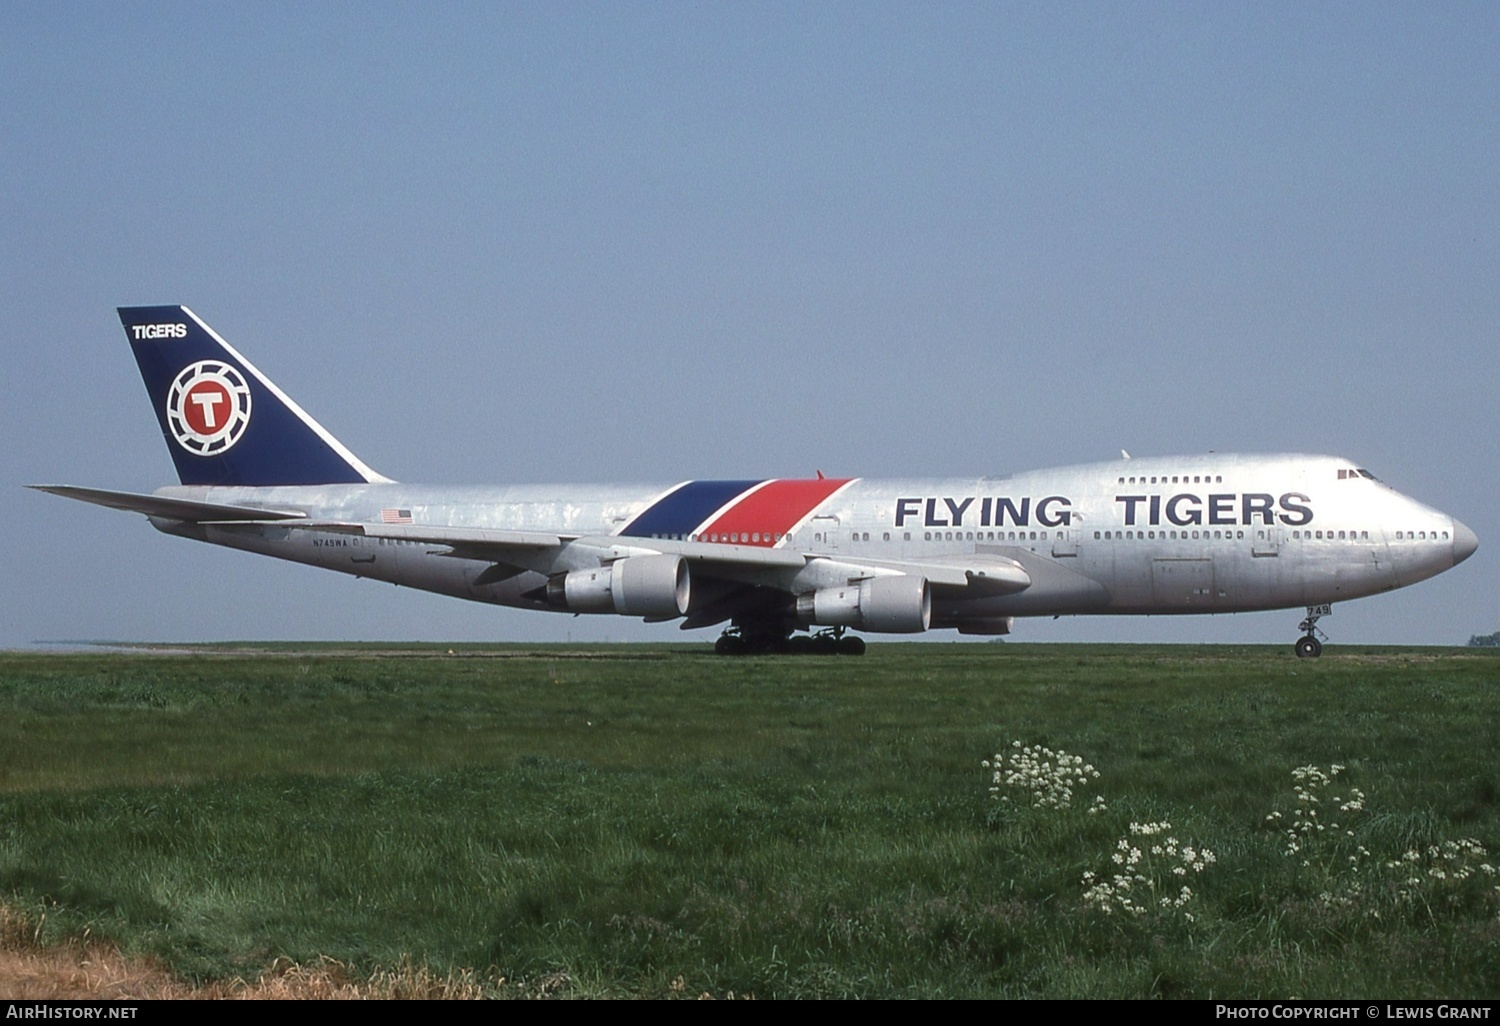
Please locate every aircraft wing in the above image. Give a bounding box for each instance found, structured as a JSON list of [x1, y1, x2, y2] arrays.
[[286, 521, 1030, 594], [27, 485, 309, 522], [30, 490, 1033, 606], [288, 521, 804, 573]]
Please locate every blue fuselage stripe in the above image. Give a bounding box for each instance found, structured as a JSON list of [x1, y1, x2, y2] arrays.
[[620, 480, 763, 538]]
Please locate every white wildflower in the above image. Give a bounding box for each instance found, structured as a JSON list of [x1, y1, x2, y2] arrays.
[[984, 740, 1102, 810], [1083, 824, 1214, 920]]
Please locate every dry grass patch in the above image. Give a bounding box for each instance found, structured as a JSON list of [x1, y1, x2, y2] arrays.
[[0, 904, 189, 999], [0, 904, 491, 999]]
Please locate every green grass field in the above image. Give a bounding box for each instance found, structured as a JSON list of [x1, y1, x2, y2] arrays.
[[0, 643, 1496, 998]]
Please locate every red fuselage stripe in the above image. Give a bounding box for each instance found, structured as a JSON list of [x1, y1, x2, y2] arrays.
[[698, 478, 854, 546]]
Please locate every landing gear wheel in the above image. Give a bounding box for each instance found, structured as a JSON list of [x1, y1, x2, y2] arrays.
[[1294, 635, 1322, 659], [717, 624, 864, 656], [1294, 605, 1329, 659]]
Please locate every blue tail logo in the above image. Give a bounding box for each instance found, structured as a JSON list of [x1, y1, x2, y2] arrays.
[[119, 306, 391, 487]]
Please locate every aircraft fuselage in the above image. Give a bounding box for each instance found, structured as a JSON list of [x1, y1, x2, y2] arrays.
[[151, 451, 1473, 631]]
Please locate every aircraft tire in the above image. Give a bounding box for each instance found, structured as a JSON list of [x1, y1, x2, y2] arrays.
[[838, 635, 867, 656], [1294, 636, 1322, 659], [715, 635, 747, 656]]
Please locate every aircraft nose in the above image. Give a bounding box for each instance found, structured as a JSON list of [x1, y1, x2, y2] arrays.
[[1452, 519, 1479, 566]]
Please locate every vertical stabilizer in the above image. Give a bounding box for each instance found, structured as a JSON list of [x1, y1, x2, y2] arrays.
[[118, 306, 391, 487]]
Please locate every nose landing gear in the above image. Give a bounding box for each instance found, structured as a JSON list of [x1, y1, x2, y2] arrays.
[[1294, 605, 1330, 658], [1295, 634, 1322, 659]]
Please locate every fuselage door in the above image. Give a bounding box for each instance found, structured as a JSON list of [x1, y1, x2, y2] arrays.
[[1051, 527, 1078, 558], [809, 514, 840, 553], [1252, 527, 1281, 557]]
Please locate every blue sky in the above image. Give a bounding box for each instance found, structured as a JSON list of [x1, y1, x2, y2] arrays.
[[4, 3, 1495, 646]]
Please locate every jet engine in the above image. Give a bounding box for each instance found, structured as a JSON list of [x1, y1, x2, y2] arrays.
[[546, 555, 690, 617], [795, 575, 931, 633]]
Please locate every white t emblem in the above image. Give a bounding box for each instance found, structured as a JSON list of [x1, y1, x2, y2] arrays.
[[166, 361, 252, 455]]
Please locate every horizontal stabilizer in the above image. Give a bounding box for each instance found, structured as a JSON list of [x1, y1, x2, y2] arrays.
[[29, 485, 308, 523]]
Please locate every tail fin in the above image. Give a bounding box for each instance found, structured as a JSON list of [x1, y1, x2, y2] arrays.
[[119, 306, 391, 487]]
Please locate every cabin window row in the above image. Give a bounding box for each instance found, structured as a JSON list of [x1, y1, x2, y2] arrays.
[[924, 529, 1052, 541], [1094, 529, 1246, 540], [649, 532, 787, 543], [656, 527, 1446, 545], [1118, 474, 1223, 485]]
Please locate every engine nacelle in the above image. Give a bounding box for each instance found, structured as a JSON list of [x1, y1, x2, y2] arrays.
[[545, 555, 690, 617], [795, 575, 931, 633], [956, 616, 1013, 636]]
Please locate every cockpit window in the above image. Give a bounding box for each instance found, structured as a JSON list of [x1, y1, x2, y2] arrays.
[[1357, 469, 1377, 480], [1338, 468, 1381, 481]]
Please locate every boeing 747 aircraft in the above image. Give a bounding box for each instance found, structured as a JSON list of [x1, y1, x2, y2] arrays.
[[33, 307, 1478, 655]]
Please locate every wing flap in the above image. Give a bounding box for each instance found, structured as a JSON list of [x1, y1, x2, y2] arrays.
[[842, 554, 1032, 593]]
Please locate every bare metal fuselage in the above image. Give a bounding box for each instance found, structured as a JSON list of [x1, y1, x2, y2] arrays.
[[150, 452, 1475, 633]]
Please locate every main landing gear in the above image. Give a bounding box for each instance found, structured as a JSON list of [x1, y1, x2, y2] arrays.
[[1294, 605, 1330, 658], [714, 625, 866, 656]]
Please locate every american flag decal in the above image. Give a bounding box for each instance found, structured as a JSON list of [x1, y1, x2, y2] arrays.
[[381, 508, 413, 524]]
